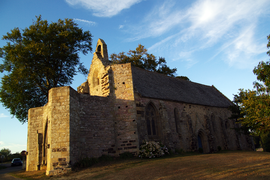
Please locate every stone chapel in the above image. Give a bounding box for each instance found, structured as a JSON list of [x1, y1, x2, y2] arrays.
[[26, 39, 254, 175]]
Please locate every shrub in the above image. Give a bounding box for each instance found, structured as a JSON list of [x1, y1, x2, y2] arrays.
[[217, 146, 222, 151], [138, 141, 169, 158], [198, 148, 203, 153]]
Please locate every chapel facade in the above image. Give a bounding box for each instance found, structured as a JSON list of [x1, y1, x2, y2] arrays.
[[26, 39, 254, 175]]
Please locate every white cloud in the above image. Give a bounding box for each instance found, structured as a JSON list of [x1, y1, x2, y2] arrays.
[[0, 113, 9, 118], [66, 0, 142, 17], [119, 25, 124, 29], [130, 0, 270, 68], [73, 18, 96, 26], [0, 141, 3, 145], [223, 26, 267, 68]]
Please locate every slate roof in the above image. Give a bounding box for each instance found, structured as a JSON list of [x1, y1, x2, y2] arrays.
[[131, 66, 233, 108]]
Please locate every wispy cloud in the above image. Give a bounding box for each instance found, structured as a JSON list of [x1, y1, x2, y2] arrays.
[[129, 0, 270, 68], [66, 0, 142, 17], [73, 18, 96, 26], [0, 113, 9, 118]]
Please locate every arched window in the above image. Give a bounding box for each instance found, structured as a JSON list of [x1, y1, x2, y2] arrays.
[[145, 103, 158, 137], [174, 108, 179, 133], [97, 45, 101, 53]]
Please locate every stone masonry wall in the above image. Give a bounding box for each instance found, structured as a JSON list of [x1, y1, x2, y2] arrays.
[[27, 86, 72, 175], [26, 106, 44, 171], [135, 95, 253, 152], [110, 63, 139, 155], [46, 86, 71, 176], [69, 88, 116, 160]]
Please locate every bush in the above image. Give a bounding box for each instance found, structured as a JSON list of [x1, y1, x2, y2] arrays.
[[138, 141, 169, 158], [217, 146, 222, 151], [198, 148, 203, 153]]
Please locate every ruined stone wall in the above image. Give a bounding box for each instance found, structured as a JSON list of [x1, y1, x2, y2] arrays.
[[27, 106, 44, 171], [27, 87, 73, 175], [110, 63, 139, 155], [69, 91, 116, 159], [135, 95, 253, 152], [46, 86, 71, 175]]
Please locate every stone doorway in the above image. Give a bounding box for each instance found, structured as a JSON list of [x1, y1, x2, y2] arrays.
[[198, 130, 209, 153]]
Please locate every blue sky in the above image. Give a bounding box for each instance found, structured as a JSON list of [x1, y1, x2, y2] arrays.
[[0, 0, 270, 153]]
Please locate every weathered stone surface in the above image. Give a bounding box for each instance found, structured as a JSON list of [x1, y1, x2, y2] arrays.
[[77, 81, 89, 94], [27, 38, 254, 176]]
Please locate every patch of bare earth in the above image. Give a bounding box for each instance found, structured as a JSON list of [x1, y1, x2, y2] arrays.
[[13, 151, 270, 180]]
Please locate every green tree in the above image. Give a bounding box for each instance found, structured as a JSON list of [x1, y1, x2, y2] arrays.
[[110, 44, 177, 77], [0, 15, 92, 123], [233, 35, 270, 135], [0, 148, 11, 157], [233, 35, 270, 151], [229, 92, 251, 135]]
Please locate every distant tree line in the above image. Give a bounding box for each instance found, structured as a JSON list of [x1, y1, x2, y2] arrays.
[[0, 148, 23, 162]]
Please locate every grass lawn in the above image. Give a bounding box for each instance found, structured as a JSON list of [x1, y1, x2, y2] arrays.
[[12, 151, 270, 180]]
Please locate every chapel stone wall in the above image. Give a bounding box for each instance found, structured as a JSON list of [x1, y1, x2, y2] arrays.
[[110, 63, 139, 155], [46, 86, 72, 176], [135, 95, 254, 153], [70, 92, 116, 159]]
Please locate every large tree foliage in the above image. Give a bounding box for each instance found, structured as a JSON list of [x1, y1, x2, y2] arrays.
[[232, 35, 270, 137], [229, 92, 251, 135], [0, 16, 92, 123], [110, 44, 177, 77]]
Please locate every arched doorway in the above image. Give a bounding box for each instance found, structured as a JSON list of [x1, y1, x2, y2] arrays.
[[198, 130, 210, 153]]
